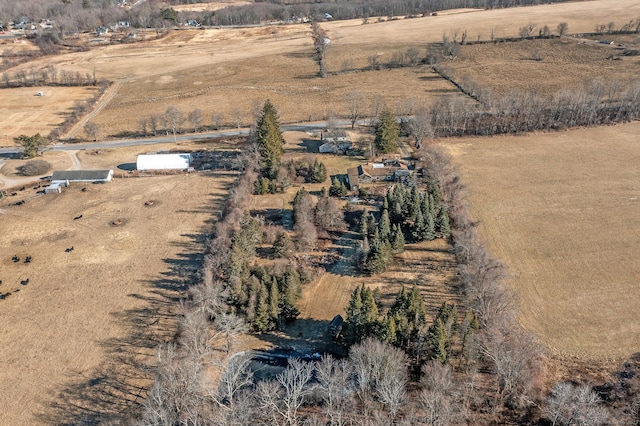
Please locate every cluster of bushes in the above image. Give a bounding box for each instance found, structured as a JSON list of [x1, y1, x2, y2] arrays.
[[359, 182, 450, 274]]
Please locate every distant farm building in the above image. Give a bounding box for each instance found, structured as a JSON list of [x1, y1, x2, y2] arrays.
[[51, 170, 113, 183], [136, 153, 191, 171], [44, 181, 67, 194], [46, 169, 113, 193]]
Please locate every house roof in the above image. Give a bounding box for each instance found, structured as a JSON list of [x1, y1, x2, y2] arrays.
[[359, 164, 396, 178], [347, 167, 360, 186], [52, 170, 113, 181]]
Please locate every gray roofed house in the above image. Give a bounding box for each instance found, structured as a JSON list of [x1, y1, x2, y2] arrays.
[[51, 170, 113, 183]]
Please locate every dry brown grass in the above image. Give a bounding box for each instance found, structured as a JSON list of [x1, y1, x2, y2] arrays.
[[0, 86, 98, 141], [446, 37, 640, 97], [0, 168, 236, 424], [443, 122, 640, 362], [2, 0, 638, 140]]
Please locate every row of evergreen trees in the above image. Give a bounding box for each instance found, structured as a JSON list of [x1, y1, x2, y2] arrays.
[[359, 182, 450, 274], [344, 284, 480, 366]]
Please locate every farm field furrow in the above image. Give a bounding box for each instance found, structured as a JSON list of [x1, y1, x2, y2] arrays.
[[444, 122, 640, 361]]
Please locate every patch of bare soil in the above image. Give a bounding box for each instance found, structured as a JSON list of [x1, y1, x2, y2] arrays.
[[0, 172, 236, 424]]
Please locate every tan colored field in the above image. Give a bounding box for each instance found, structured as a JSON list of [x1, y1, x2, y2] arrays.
[[0, 167, 236, 424], [324, 0, 640, 44], [444, 122, 640, 362], [446, 37, 640, 96], [2, 0, 638, 140], [0, 86, 98, 142], [170, 1, 252, 12]]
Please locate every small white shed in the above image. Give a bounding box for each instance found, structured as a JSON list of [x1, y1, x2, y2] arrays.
[[136, 153, 191, 171]]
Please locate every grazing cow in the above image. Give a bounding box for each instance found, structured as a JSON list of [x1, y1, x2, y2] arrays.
[[0, 279, 3, 285], [12, 255, 19, 262], [25, 256, 31, 263], [65, 246, 74, 253], [74, 214, 83, 220], [20, 278, 29, 286]]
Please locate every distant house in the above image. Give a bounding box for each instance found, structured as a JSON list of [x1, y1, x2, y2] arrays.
[[319, 136, 352, 154], [51, 169, 113, 183], [346, 160, 411, 190], [137, 153, 191, 171], [96, 26, 108, 36]]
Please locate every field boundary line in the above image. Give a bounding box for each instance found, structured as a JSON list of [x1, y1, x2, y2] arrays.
[[63, 80, 123, 140]]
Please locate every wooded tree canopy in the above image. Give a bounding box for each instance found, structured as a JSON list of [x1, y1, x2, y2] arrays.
[[256, 100, 285, 179]]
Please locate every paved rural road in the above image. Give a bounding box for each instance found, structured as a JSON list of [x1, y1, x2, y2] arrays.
[[0, 120, 367, 155]]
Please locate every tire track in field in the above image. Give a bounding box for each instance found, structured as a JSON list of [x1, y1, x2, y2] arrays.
[[63, 80, 123, 140]]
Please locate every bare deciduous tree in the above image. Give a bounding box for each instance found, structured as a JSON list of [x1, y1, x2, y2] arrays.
[[345, 90, 364, 129], [316, 355, 353, 425], [165, 106, 184, 140], [213, 312, 248, 353], [138, 117, 148, 136], [188, 108, 203, 133], [545, 382, 610, 426], [83, 121, 99, 141], [211, 112, 224, 130], [557, 22, 568, 36]]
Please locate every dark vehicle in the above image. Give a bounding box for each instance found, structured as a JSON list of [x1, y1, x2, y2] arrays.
[[328, 314, 343, 337]]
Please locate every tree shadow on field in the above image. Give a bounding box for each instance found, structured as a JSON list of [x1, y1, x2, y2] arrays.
[[37, 170, 235, 425]]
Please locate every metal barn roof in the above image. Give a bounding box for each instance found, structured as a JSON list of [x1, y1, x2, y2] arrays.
[[51, 170, 113, 182]]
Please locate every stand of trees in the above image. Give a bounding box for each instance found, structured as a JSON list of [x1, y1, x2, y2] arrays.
[[359, 182, 450, 275], [1, 65, 98, 88], [430, 77, 640, 137]]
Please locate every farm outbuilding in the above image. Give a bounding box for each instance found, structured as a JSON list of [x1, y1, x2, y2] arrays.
[[51, 170, 113, 183], [136, 153, 191, 171]]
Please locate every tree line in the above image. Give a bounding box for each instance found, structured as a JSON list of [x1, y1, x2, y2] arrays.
[[426, 76, 640, 138], [1, 64, 98, 88]]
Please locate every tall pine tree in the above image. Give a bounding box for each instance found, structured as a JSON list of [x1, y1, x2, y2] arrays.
[[374, 109, 399, 154], [256, 100, 284, 179]]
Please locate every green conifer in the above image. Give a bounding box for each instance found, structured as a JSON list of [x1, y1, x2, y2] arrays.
[[374, 109, 400, 154]]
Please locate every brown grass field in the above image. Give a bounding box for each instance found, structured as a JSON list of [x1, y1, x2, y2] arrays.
[[445, 37, 640, 97], [443, 122, 640, 362], [0, 148, 237, 424], [3, 0, 639, 140]]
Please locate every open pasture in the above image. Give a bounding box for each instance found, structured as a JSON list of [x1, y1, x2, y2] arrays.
[[3, 0, 638, 141], [0, 170, 236, 424], [0, 86, 98, 141], [445, 37, 640, 97], [323, 0, 640, 44], [444, 122, 640, 362]]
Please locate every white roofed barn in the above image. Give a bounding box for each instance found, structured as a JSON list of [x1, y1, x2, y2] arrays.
[[136, 153, 191, 171]]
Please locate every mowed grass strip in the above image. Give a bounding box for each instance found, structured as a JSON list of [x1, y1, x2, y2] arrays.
[[444, 122, 640, 362]]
